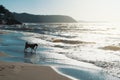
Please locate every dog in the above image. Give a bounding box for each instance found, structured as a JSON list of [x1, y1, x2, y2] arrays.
[[24, 42, 38, 53]]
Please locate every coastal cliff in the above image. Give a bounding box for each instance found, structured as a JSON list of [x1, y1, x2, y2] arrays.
[[13, 13, 77, 23]]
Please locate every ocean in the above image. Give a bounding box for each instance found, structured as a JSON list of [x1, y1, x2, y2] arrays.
[[0, 22, 120, 80]]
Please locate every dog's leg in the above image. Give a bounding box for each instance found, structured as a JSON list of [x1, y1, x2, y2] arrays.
[[31, 48, 34, 54], [35, 46, 38, 51], [34, 46, 37, 53]]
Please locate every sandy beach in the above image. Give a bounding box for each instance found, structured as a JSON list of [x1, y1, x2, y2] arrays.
[[0, 61, 71, 80]]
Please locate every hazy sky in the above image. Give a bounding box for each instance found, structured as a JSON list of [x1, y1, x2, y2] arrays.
[[1, 0, 120, 22]]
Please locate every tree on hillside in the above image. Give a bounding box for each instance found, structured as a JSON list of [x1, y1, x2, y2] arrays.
[[0, 5, 21, 25]]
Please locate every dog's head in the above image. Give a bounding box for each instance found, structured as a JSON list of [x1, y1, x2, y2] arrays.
[[35, 44, 38, 46]]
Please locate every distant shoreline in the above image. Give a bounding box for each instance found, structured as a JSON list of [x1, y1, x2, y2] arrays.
[[13, 13, 77, 23]]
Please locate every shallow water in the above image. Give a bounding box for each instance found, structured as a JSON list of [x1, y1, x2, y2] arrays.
[[57, 67, 120, 80], [0, 23, 120, 80]]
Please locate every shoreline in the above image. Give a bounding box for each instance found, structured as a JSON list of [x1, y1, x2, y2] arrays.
[[0, 61, 71, 80], [0, 51, 71, 80]]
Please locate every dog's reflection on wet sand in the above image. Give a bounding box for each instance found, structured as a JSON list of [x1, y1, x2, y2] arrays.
[[24, 51, 36, 63]]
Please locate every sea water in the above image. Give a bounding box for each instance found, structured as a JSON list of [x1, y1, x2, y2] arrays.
[[0, 23, 120, 80]]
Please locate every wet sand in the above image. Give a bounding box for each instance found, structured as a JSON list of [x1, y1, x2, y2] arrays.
[[0, 52, 9, 57], [0, 61, 71, 80], [52, 38, 96, 44], [100, 45, 120, 51], [0, 50, 71, 80], [0, 31, 8, 34]]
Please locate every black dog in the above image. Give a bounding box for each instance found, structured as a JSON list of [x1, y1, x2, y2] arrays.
[[24, 42, 38, 53]]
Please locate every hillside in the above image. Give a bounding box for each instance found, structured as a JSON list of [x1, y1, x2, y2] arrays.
[[0, 5, 21, 25], [13, 13, 77, 23]]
